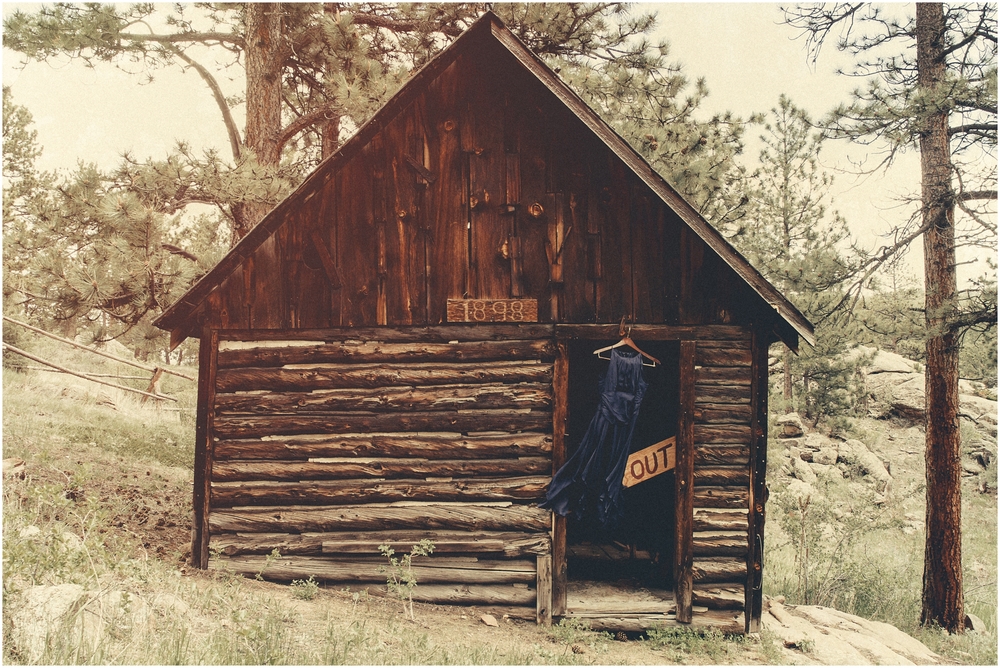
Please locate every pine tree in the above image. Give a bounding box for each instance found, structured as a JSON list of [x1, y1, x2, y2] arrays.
[[783, 2, 997, 633], [731, 95, 860, 426]]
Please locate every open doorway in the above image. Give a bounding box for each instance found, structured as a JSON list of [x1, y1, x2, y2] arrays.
[[562, 339, 680, 612]]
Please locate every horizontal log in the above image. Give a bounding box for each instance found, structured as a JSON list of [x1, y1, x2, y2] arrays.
[[694, 445, 750, 467], [210, 503, 550, 533], [564, 616, 676, 633], [692, 535, 748, 558], [693, 487, 748, 509], [218, 339, 557, 368], [693, 509, 748, 532], [695, 347, 751, 367], [218, 324, 556, 344], [210, 476, 550, 507], [212, 457, 551, 482], [213, 411, 552, 439], [695, 366, 751, 386], [214, 432, 552, 461], [566, 600, 675, 615], [692, 558, 747, 584], [695, 467, 750, 487], [692, 584, 746, 610], [210, 530, 549, 558], [215, 383, 553, 415], [406, 583, 537, 606], [694, 424, 752, 444], [553, 324, 751, 341], [694, 404, 753, 424], [694, 384, 750, 404], [216, 361, 553, 393], [210, 555, 536, 585]]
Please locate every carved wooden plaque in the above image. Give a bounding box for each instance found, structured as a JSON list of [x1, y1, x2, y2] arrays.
[[446, 298, 538, 323], [622, 437, 676, 488]]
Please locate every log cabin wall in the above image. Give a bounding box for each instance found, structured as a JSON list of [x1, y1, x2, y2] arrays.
[[201, 325, 556, 618], [690, 335, 753, 620], [201, 37, 762, 333]]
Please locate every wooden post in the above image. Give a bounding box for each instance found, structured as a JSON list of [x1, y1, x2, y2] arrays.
[[746, 329, 769, 632], [536, 553, 552, 626], [551, 340, 569, 616], [675, 340, 696, 623], [192, 327, 220, 568]]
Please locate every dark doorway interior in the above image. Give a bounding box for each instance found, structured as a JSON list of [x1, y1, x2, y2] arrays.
[[563, 339, 680, 592]]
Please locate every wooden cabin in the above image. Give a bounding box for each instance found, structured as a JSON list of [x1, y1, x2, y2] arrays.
[[154, 12, 814, 634]]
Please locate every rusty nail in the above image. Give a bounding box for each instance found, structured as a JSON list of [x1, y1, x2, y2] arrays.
[[528, 202, 544, 218]]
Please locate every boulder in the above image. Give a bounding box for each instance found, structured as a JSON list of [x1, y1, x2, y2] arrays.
[[814, 447, 839, 466], [775, 413, 805, 438], [785, 479, 816, 502], [8, 586, 153, 662], [792, 457, 817, 484], [965, 612, 986, 633]]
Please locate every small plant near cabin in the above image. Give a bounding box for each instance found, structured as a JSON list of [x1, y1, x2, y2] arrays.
[[255, 548, 282, 581], [378, 539, 434, 620], [291, 575, 319, 600]]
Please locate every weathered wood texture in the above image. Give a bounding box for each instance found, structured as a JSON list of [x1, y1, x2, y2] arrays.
[[690, 337, 754, 624], [207, 331, 554, 606], [188, 31, 776, 332]]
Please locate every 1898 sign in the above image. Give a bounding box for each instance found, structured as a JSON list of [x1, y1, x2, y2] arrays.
[[446, 298, 539, 323]]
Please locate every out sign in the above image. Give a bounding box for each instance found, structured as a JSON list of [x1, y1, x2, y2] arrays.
[[622, 437, 676, 488]]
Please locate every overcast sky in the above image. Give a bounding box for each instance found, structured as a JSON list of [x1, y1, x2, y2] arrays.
[[2, 3, 938, 281]]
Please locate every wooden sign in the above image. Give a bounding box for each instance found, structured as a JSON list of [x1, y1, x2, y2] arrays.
[[446, 298, 538, 323], [622, 437, 676, 488]]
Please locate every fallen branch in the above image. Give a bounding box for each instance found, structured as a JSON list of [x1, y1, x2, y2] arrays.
[[3, 343, 177, 403]]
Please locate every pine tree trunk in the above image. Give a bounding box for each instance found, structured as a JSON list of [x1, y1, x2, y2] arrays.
[[237, 2, 284, 238], [916, 2, 964, 634]]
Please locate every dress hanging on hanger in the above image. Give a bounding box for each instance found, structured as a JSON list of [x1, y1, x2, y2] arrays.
[[540, 346, 648, 531]]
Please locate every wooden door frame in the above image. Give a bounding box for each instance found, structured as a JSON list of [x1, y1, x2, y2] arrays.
[[549, 326, 702, 622]]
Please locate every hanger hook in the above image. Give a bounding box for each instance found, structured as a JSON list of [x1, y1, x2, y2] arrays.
[[618, 315, 626, 337]]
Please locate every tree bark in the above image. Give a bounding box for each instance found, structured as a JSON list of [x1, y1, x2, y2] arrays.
[[237, 2, 285, 237], [917, 2, 964, 634]]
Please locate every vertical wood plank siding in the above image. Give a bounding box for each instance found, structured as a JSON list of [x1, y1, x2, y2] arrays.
[[207, 327, 553, 610], [199, 41, 761, 333]]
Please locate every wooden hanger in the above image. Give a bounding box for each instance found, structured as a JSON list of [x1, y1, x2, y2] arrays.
[[593, 317, 660, 367]]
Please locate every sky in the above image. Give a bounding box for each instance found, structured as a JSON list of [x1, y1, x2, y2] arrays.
[[0, 3, 963, 284]]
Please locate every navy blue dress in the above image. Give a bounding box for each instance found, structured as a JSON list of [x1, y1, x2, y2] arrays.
[[540, 347, 648, 531]]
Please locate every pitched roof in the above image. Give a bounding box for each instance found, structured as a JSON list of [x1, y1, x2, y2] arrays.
[[154, 11, 814, 348]]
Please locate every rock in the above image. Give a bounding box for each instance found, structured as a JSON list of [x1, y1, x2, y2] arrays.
[[59, 532, 84, 552], [9, 584, 88, 662], [151, 592, 190, 616], [803, 432, 833, 451], [785, 479, 815, 502], [788, 446, 802, 462], [800, 449, 814, 463], [965, 612, 986, 633], [3, 458, 26, 478], [480, 613, 499, 627], [792, 457, 817, 483], [839, 439, 864, 462], [962, 459, 985, 476], [782, 438, 801, 449], [809, 462, 829, 476], [822, 466, 844, 480], [776, 413, 805, 438], [865, 349, 920, 375], [18, 525, 41, 539], [9, 586, 153, 662], [814, 447, 838, 466]]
